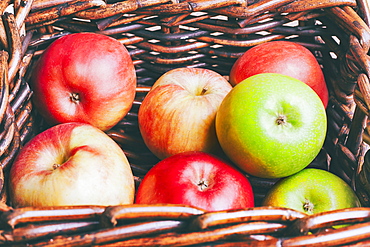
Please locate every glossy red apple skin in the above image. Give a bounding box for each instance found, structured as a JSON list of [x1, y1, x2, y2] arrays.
[[9, 122, 135, 207], [138, 68, 232, 160], [229, 41, 328, 108], [30, 32, 136, 131], [135, 151, 254, 211]]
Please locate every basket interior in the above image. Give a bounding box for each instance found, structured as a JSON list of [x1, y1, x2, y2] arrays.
[[1, 0, 370, 246], [0, 0, 369, 199], [1, 0, 369, 202]]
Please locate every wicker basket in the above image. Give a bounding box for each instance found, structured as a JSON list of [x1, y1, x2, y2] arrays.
[[1, 0, 370, 246]]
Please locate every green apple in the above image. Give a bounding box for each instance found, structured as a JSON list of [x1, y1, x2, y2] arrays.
[[215, 73, 327, 178], [262, 168, 361, 214]]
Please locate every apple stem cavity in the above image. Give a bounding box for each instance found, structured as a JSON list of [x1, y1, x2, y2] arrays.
[[197, 180, 208, 191], [70, 92, 80, 103], [303, 198, 314, 214]]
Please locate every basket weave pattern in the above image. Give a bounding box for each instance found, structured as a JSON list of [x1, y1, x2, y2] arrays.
[[1, 0, 370, 246]]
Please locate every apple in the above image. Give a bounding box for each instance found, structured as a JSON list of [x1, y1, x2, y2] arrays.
[[262, 168, 361, 214], [229, 41, 329, 108], [138, 67, 232, 160], [8, 122, 135, 207], [135, 151, 254, 211], [30, 32, 137, 131], [215, 73, 327, 179]]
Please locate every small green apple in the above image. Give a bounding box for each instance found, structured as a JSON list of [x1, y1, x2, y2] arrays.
[[262, 168, 361, 214], [215, 73, 327, 178]]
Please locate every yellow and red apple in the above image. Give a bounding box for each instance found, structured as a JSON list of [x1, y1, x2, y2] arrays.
[[138, 68, 232, 160], [9, 122, 135, 207]]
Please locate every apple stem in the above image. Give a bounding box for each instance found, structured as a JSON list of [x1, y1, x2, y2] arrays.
[[53, 164, 61, 170], [70, 92, 80, 103], [200, 87, 208, 95], [197, 180, 208, 191], [303, 198, 314, 214], [276, 115, 286, 125]]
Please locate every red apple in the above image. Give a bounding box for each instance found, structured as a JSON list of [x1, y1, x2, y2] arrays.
[[138, 68, 232, 160], [9, 122, 135, 207], [30, 32, 137, 131], [135, 151, 254, 211], [229, 41, 329, 108]]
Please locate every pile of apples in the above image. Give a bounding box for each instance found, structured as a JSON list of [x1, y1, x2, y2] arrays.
[[8, 33, 361, 215]]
